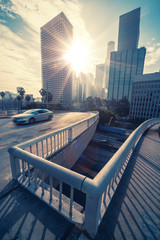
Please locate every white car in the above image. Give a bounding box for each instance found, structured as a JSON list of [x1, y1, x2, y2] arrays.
[[12, 109, 53, 124]]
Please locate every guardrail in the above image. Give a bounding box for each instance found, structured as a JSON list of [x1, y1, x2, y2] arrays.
[[16, 112, 99, 159], [8, 116, 160, 238]]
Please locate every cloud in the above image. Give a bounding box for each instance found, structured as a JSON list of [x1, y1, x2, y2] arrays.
[[145, 41, 160, 67], [0, 0, 93, 96]]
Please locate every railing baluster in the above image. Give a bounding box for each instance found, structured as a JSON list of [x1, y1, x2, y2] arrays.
[[50, 137, 52, 153], [42, 171, 44, 196], [63, 131, 65, 146], [36, 143, 39, 156], [60, 132, 62, 148], [57, 133, 59, 149], [34, 168, 37, 190], [50, 176, 53, 201], [28, 163, 30, 185], [54, 135, 56, 152], [103, 185, 108, 203], [59, 181, 63, 210], [46, 138, 48, 156], [41, 141, 44, 158], [70, 187, 74, 217], [30, 145, 32, 153], [22, 160, 25, 180]]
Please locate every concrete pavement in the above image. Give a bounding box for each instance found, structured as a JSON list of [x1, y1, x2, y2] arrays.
[[0, 118, 159, 239]]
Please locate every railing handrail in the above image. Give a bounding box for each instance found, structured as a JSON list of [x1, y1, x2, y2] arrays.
[[81, 117, 160, 194], [8, 146, 86, 190], [16, 112, 99, 149]]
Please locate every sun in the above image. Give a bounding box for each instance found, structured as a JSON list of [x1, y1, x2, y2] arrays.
[[64, 40, 89, 75]]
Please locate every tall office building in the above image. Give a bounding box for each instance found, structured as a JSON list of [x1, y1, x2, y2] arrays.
[[104, 41, 115, 89], [107, 41, 115, 59], [41, 12, 73, 106], [118, 8, 140, 51], [107, 8, 146, 102], [95, 64, 105, 89], [108, 47, 146, 101]]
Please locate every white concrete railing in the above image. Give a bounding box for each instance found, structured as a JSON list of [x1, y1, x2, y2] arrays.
[[8, 116, 160, 238], [8, 112, 99, 226], [16, 112, 99, 159]]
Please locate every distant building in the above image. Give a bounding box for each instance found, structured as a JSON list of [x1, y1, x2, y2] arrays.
[[107, 41, 115, 59], [118, 8, 140, 51], [4, 91, 12, 100], [129, 73, 160, 120], [95, 64, 105, 89], [41, 12, 73, 107], [94, 64, 105, 98], [104, 41, 115, 89], [108, 47, 146, 102]]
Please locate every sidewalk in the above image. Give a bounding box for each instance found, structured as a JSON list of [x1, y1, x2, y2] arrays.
[[0, 124, 159, 239]]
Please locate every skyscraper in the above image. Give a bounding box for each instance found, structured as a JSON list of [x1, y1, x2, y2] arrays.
[[95, 64, 105, 89], [107, 41, 115, 60], [107, 8, 146, 102], [118, 8, 140, 51], [41, 12, 73, 106], [108, 47, 146, 101], [104, 41, 115, 89]]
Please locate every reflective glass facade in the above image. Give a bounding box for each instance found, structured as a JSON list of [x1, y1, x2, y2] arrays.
[[108, 47, 146, 102], [118, 8, 140, 51]]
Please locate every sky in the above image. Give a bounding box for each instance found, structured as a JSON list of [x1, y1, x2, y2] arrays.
[[0, 0, 160, 97]]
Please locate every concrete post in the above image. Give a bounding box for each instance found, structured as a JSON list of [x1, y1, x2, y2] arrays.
[[84, 193, 102, 238], [9, 155, 20, 180], [68, 128, 72, 143]]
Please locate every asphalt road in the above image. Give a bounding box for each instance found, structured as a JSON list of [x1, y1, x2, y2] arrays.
[[0, 111, 94, 192]]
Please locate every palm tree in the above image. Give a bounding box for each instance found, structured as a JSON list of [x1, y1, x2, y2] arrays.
[[0, 91, 5, 112], [39, 88, 46, 103], [16, 95, 21, 113], [39, 89, 53, 109], [25, 95, 31, 106], [17, 87, 25, 111]]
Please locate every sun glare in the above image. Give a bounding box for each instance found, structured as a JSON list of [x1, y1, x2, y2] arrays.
[[65, 41, 89, 75]]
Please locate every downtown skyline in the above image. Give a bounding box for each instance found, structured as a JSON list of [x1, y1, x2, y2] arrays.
[[0, 0, 160, 97]]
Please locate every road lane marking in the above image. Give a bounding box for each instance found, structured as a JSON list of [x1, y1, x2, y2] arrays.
[[0, 146, 8, 149]]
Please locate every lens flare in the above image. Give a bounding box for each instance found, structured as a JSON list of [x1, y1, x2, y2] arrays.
[[65, 40, 89, 75]]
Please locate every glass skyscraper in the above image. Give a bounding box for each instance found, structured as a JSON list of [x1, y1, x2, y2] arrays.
[[41, 12, 73, 106], [108, 47, 146, 101], [107, 8, 146, 102], [118, 8, 140, 51]]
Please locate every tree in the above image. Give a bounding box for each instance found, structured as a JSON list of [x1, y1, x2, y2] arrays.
[[17, 87, 25, 111], [16, 95, 21, 112], [17, 87, 25, 98], [106, 97, 130, 117], [0, 91, 5, 111], [39, 88, 46, 102], [39, 89, 53, 108], [25, 95, 31, 106]]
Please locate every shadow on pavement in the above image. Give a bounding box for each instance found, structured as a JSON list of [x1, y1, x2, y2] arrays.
[[0, 185, 73, 240]]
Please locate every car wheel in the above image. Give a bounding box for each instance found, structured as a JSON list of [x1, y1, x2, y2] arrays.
[[48, 115, 52, 121], [29, 118, 35, 124]]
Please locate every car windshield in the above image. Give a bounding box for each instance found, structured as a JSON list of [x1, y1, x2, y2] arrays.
[[23, 110, 37, 114]]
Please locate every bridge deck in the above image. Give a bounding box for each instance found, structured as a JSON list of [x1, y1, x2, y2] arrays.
[[0, 124, 159, 239], [93, 123, 160, 240]]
